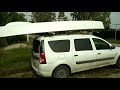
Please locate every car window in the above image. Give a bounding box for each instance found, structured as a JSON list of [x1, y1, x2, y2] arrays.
[[74, 38, 93, 51], [40, 40, 44, 52], [33, 40, 40, 53], [48, 40, 70, 52], [92, 38, 110, 50]]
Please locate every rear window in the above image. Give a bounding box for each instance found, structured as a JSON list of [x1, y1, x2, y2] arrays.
[[33, 40, 40, 53], [48, 40, 70, 52]]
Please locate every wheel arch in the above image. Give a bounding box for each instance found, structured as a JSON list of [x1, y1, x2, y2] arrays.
[[52, 64, 71, 76]]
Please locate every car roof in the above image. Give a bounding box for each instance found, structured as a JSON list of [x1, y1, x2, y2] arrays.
[[36, 34, 98, 41]]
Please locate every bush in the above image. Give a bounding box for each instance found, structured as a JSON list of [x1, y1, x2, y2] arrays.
[[0, 37, 8, 47], [5, 35, 26, 45], [93, 30, 120, 40], [17, 35, 27, 42]]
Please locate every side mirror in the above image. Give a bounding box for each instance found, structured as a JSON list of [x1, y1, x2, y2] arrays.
[[111, 45, 115, 49]]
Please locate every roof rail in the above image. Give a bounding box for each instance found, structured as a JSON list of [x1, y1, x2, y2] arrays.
[[36, 30, 93, 37]]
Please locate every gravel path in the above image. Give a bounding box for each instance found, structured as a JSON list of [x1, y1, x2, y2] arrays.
[[3, 43, 32, 51]]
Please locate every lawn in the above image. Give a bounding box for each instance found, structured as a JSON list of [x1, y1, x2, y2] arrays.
[[0, 47, 39, 78], [105, 38, 120, 44]]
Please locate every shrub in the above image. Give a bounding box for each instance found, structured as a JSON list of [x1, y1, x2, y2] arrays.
[[5, 35, 26, 45], [0, 37, 8, 47]]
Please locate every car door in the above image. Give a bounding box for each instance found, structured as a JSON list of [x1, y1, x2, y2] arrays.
[[73, 38, 97, 72], [92, 38, 117, 67]]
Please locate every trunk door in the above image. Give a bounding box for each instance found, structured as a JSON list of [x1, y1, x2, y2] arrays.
[[32, 39, 40, 70]]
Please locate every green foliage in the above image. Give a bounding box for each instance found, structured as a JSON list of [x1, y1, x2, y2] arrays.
[[0, 37, 8, 47], [8, 12, 27, 22], [5, 35, 27, 45], [0, 12, 9, 26], [32, 12, 56, 22], [105, 38, 120, 44], [70, 12, 111, 29], [0, 12, 27, 45], [0, 48, 32, 77], [57, 12, 68, 21], [23, 36, 34, 46], [0, 12, 26, 26]]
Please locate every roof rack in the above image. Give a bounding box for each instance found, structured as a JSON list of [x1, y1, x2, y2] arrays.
[[35, 29, 94, 37]]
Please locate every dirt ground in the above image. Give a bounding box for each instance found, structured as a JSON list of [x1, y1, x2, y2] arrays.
[[3, 43, 32, 51], [112, 43, 120, 47]]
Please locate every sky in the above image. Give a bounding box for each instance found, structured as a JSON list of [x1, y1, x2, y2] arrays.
[[20, 12, 120, 29], [110, 12, 120, 29]]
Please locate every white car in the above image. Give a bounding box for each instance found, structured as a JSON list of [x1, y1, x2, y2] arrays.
[[31, 34, 120, 78]]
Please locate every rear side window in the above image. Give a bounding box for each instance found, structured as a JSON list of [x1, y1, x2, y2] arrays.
[[33, 40, 40, 53], [74, 38, 93, 51], [48, 40, 70, 52]]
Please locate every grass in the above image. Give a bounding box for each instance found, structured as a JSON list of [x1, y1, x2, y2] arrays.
[[0, 47, 39, 78], [0, 36, 38, 78], [105, 38, 120, 44]]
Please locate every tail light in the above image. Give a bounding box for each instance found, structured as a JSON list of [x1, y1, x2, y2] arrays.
[[39, 52, 46, 64]]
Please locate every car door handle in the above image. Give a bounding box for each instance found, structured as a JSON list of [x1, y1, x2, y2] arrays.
[[74, 55, 78, 56], [98, 53, 101, 55]]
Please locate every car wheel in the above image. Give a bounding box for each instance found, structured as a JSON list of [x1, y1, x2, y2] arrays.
[[116, 56, 120, 68], [52, 65, 70, 78]]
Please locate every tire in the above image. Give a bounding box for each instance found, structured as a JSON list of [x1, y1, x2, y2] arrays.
[[52, 65, 70, 78], [116, 56, 120, 68]]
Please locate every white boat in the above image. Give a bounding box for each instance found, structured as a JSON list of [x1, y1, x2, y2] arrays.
[[0, 21, 104, 37]]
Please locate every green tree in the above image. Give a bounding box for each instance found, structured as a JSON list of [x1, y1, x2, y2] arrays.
[[0, 12, 26, 26], [8, 12, 26, 22], [70, 12, 111, 29], [0, 12, 9, 26], [0, 12, 27, 47], [52, 12, 56, 21], [32, 12, 56, 22], [57, 12, 68, 21]]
